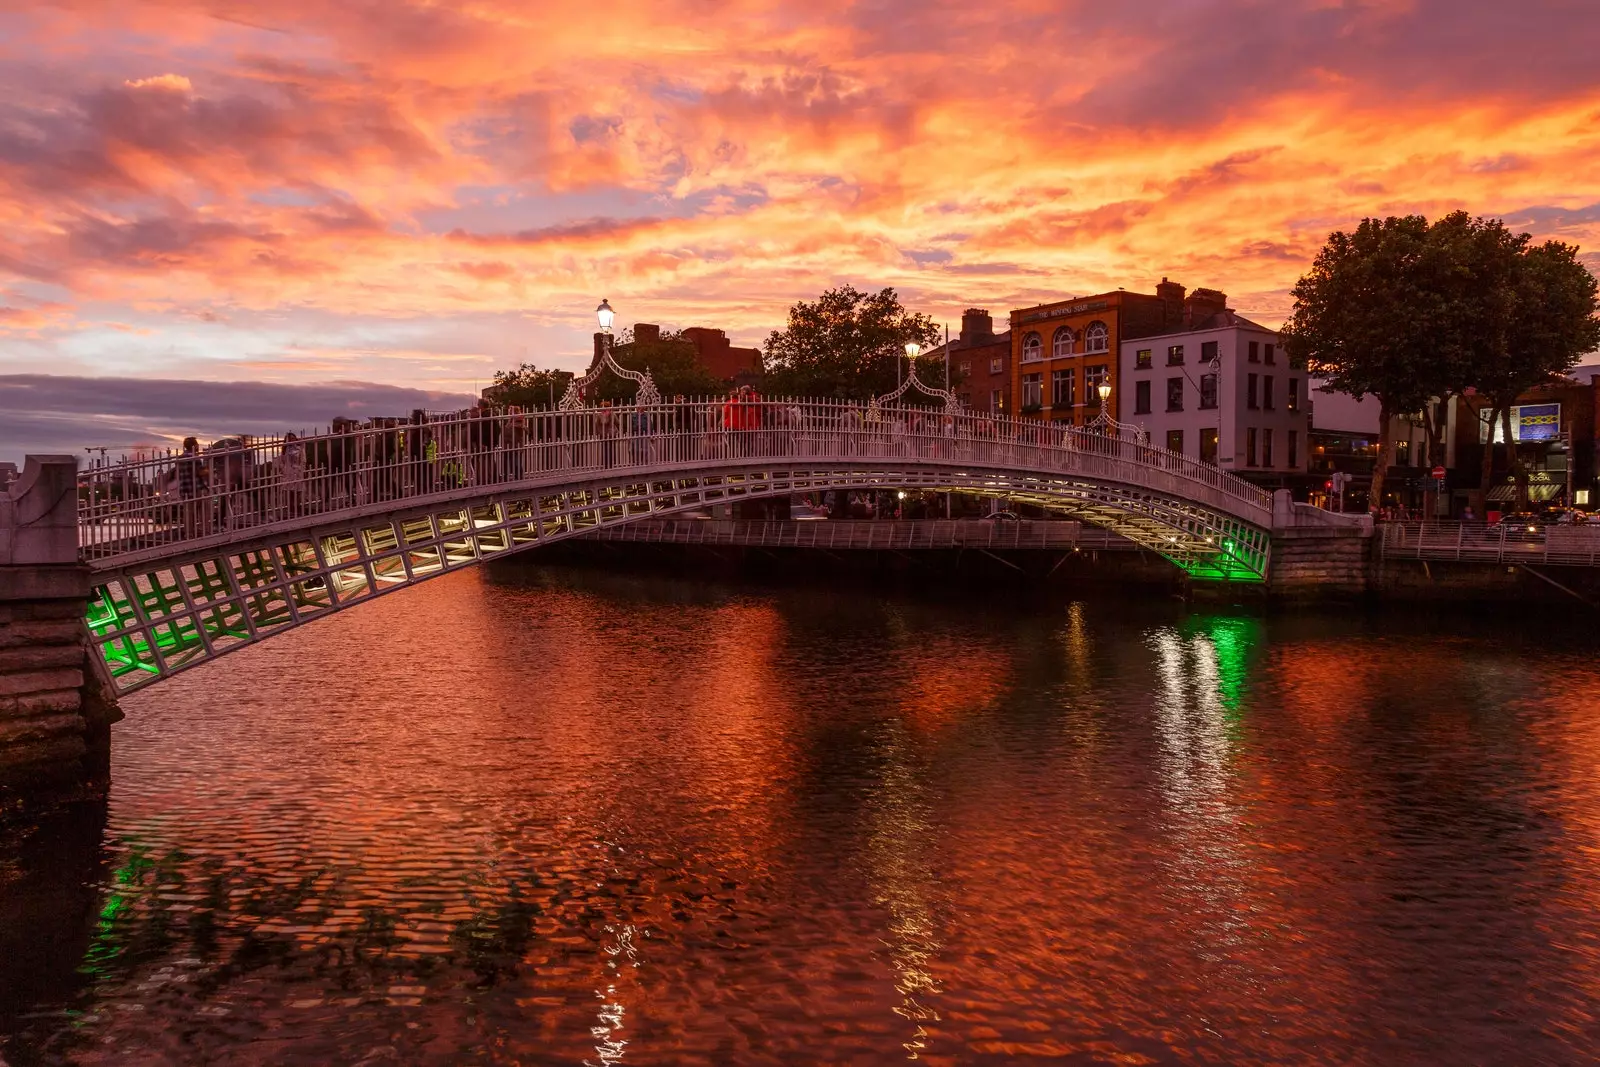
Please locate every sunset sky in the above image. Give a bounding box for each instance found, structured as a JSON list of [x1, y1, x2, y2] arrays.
[[3, 0, 1599, 455]]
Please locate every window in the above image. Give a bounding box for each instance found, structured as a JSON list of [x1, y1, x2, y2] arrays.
[[989, 357, 1003, 375], [1201, 340, 1218, 365], [1022, 332, 1042, 362], [1263, 428, 1274, 467], [1052, 368, 1075, 407], [1287, 378, 1299, 413], [1200, 427, 1219, 465], [1052, 327, 1075, 358], [1263, 375, 1274, 411], [1167, 429, 1184, 455], [1247, 373, 1259, 410], [1199, 373, 1218, 410], [990, 389, 1003, 412], [1246, 427, 1258, 466], [959, 360, 971, 376], [1135, 348, 1152, 369], [1085, 364, 1108, 404], [1134, 379, 1151, 414], [1248, 341, 1260, 363], [1022, 373, 1043, 409], [1167, 344, 1185, 366], [1084, 321, 1109, 353], [1288, 429, 1299, 468], [1265, 343, 1276, 365], [1166, 377, 1184, 412]]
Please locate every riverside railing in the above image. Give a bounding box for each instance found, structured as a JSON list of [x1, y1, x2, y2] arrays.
[[75, 398, 1275, 564], [587, 517, 1140, 552], [1379, 521, 1600, 567]]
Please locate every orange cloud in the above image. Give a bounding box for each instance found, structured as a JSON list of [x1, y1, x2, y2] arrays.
[[0, 0, 1596, 396]]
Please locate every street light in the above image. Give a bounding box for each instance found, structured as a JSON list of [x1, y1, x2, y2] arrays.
[[596, 299, 615, 334], [1096, 380, 1112, 403], [900, 340, 922, 390]]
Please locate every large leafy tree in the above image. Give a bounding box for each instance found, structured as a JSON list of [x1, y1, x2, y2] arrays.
[[763, 285, 944, 400], [1280, 215, 1467, 512], [1467, 236, 1600, 508], [490, 363, 574, 409]]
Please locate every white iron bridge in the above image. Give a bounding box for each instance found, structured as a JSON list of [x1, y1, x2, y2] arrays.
[[77, 384, 1300, 693]]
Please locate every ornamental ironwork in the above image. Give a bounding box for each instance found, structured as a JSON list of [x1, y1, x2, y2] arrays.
[[558, 346, 661, 410]]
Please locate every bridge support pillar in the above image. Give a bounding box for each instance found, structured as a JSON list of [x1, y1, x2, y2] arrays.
[[0, 456, 120, 817], [1268, 525, 1374, 601]]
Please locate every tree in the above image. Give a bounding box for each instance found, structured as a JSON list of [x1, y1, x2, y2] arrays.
[[1280, 216, 1467, 513], [591, 327, 724, 403], [762, 285, 944, 400], [490, 363, 574, 409], [1469, 236, 1600, 509]]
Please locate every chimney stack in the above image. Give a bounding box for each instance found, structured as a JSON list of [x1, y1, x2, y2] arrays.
[[1182, 287, 1228, 329], [1156, 278, 1186, 329], [633, 323, 660, 345], [959, 308, 993, 346]]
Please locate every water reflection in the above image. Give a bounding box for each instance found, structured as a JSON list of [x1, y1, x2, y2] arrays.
[[1, 568, 1598, 1064]]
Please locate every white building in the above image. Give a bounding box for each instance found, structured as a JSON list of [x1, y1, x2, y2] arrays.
[[1118, 310, 1310, 483]]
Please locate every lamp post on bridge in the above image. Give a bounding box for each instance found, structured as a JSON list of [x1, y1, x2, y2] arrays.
[[902, 340, 921, 391]]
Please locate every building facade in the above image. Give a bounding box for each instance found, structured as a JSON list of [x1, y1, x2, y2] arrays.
[[603, 323, 762, 386], [1008, 279, 1203, 425], [1118, 300, 1310, 484], [934, 309, 1011, 413]]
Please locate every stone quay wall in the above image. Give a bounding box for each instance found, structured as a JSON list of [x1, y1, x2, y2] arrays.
[[0, 456, 119, 815]]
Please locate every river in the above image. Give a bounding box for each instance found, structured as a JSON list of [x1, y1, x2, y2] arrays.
[[2, 565, 1599, 1065]]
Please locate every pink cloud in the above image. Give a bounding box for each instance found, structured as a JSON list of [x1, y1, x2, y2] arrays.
[[0, 0, 1594, 401]]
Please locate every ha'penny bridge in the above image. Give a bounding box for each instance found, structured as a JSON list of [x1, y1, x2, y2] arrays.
[[8, 358, 1366, 704]]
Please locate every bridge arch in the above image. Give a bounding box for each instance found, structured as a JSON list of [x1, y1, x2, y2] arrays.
[[79, 399, 1277, 692]]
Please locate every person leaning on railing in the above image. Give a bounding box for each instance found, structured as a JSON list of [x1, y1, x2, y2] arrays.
[[277, 433, 306, 520]]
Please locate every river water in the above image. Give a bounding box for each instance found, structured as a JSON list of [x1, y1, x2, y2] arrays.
[[3, 566, 1600, 1065]]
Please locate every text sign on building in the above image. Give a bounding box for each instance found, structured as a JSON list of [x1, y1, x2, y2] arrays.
[[1020, 300, 1109, 324]]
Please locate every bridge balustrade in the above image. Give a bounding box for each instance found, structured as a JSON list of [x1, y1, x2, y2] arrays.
[[76, 399, 1273, 564]]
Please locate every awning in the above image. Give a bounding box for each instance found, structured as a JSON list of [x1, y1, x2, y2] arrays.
[[1486, 483, 1562, 502]]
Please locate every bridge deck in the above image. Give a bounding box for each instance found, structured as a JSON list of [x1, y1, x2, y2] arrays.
[[74, 399, 1288, 692]]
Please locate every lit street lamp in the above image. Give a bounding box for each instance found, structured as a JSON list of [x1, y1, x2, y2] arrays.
[[901, 340, 921, 389], [596, 299, 615, 334], [1097, 380, 1112, 404]]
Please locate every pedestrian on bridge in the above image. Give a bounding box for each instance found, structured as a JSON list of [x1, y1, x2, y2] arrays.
[[468, 399, 502, 485], [172, 436, 205, 539], [277, 433, 306, 520], [597, 400, 619, 468]]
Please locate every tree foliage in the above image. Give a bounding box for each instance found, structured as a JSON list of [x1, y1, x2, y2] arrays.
[[1282, 211, 1600, 511], [591, 327, 724, 402], [491, 363, 574, 409], [762, 285, 945, 400]]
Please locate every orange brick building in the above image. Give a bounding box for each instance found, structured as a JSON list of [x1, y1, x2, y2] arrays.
[[1009, 280, 1204, 424]]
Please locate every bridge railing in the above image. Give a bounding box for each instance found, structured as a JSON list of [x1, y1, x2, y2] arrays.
[[75, 398, 1274, 562], [588, 517, 1141, 552], [1379, 520, 1600, 566]]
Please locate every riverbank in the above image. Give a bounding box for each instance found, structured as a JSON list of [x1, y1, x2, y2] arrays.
[[488, 534, 1600, 617]]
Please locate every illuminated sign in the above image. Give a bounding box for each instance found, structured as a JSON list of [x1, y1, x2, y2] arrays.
[[1515, 403, 1560, 441], [1486, 403, 1563, 443]]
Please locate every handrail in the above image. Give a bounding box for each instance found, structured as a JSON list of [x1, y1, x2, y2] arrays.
[[587, 518, 1140, 552], [74, 397, 1275, 565], [1378, 521, 1600, 567]]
